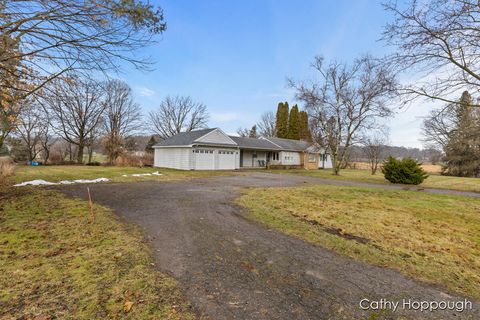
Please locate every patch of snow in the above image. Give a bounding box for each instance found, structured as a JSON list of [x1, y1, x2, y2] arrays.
[[127, 171, 162, 177], [14, 177, 110, 187], [14, 179, 57, 187]]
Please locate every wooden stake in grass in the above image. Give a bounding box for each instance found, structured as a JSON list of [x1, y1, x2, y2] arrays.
[[87, 187, 95, 222]]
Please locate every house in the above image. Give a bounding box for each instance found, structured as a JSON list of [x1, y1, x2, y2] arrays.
[[153, 128, 332, 170]]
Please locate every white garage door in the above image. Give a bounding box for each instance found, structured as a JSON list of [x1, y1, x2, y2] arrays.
[[194, 149, 215, 170], [217, 150, 236, 170]]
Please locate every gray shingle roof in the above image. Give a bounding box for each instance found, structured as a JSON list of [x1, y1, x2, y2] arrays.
[[228, 136, 280, 150], [153, 128, 311, 152], [153, 128, 216, 146], [264, 137, 310, 151]]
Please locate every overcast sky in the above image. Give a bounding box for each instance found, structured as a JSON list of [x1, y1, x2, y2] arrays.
[[121, 0, 439, 148]]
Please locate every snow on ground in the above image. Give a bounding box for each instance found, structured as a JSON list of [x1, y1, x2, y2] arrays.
[[14, 178, 110, 187], [122, 171, 163, 177]]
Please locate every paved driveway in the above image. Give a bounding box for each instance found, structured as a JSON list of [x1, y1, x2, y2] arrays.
[[60, 173, 478, 319]]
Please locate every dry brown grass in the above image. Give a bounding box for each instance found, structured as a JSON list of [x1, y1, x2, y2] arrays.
[[238, 185, 480, 299], [0, 157, 15, 183]]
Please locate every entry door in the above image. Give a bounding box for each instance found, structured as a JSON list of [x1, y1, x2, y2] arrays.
[[194, 149, 215, 170]]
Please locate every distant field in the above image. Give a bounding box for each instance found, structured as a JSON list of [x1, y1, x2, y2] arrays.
[[348, 161, 442, 174], [9, 165, 238, 185], [238, 185, 480, 299], [270, 168, 480, 193]]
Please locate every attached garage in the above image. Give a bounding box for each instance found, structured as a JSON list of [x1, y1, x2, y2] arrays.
[[153, 128, 240, 170]]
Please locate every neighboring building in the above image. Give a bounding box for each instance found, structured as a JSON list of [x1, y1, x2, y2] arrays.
[[153, 128, 332, 170]]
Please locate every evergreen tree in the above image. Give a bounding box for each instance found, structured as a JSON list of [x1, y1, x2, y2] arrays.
[[298, 111, 311, 141], [275, 102, 289, 138], [442, 91, 480, 177], [249, 125, 258, 138], [145, 135, 157, 153], [287, 104, 300, 140]]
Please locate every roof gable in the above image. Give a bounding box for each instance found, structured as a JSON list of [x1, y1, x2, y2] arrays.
[[195, 128, 237, 145]]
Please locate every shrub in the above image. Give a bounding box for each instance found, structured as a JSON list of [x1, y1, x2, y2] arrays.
[[115, 154, 145, 167], [382, 156, 428, 185], [0, 157, 15, 183], [86, 161, 101, 166]]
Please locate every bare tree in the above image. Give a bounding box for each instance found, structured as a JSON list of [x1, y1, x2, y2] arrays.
[[289, 55, 396, 175], [148, 95, 209, 138], [421, 106, 457, 150], [236, 127, 249, 137], [102, 80, 142, 163], [361, 129, 389, 175], [15, 99, 47, 161], [383, 0, 480, 105], [0, 0, 166, 97], [44, 76, 106, 163], [256, 111, 276, 137]]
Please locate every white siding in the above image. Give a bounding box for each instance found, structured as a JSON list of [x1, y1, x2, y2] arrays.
[[154, 147, 192, 170], [280, 151, 301, 165], [195, 129, 236, 145], [320, 153, 333, 169], [241, 150, 267, 167]]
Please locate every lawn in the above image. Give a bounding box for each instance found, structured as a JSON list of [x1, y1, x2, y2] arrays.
[[269, 168, 480, 193], [237, 185, 480, 299], [8, 165, 237, 185], [0, 188, 195, 319]]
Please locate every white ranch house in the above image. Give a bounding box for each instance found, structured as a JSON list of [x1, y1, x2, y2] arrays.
[[153, 128, 332, 170]]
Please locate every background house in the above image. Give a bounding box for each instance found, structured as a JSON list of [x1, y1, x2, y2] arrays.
[[153, 128, 332, 170]]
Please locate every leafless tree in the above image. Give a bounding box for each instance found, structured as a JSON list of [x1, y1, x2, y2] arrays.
[[256, 111, 276, 137], [15, 99, 47, 161], [0, 0, 166, 97], [289, 55, 396, 175], [43, 76, 106, 163], [382, 0, 480, 105], [102, 79, 142, 163], [236, 127, 249, 137], [421, 105, 458, 150], [148, 95, 209, 138], [361, 129, 390, 175]]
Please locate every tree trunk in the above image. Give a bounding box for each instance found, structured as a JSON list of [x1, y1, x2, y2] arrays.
[[77, 144, 84, 164], [88, 146, 93, 163], [43, 148, 50, 164]]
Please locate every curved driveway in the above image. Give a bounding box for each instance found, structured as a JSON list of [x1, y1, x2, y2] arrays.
[[60, 172, 479, 319]]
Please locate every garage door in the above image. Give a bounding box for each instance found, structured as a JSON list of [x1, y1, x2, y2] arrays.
[[217, 150, 236, 170], [194, 149, 215, 170]]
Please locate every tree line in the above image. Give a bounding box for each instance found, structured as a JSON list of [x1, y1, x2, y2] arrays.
[[6, 76, 209, 164]]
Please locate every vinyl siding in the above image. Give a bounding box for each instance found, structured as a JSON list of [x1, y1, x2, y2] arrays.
[[154, 147, 192, 170], [280, 151, 301, 165], [195, 129, 236, 145], [241, 150, 267, 167]]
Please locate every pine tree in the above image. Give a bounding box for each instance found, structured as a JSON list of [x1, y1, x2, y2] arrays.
[[442, 91, 480, 177], [287, 104, 300, 140], [249, 125, 258, 138], [298, 111, 311, 141], [145, 135, 157, 153], [275, 102, 289, 138]]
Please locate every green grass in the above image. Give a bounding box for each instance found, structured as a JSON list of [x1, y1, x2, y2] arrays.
[[0, 188, 196, 319], [9, 165, 237, 185], [269, 168, 480, 193], [237, 185, 480, 299]]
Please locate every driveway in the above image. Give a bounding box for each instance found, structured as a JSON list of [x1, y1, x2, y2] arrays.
[[60, 172, 479, 319]]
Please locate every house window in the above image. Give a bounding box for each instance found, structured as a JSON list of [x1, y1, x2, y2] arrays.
[[309, 153, 316, 162]]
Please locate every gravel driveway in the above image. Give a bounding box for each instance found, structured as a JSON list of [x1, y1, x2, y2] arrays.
[[60, 172, 479, 319]]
